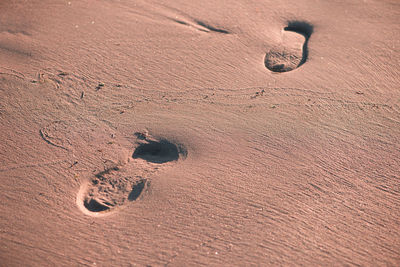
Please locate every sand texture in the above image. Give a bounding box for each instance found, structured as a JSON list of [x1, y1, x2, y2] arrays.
[[0, 0, 399, 266]]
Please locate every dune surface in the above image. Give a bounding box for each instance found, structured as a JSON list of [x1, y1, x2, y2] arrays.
[[0, 0, 399, 266]]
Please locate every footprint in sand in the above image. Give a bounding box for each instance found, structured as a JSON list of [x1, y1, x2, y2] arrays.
[[77, 134, 187, 216], [264, 21, 313, 73]]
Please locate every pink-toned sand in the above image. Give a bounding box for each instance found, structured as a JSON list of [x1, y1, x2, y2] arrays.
[[1, 0, 399, 266]]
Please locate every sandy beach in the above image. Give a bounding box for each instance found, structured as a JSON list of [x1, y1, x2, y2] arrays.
[[1, 0, 399, 265]]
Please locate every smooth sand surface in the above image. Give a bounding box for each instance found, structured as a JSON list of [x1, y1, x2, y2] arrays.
[[1, 0, 399, 266]]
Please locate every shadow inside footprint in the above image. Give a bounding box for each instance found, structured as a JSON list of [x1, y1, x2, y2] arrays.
[[284, 21, 313, 39], [265, 21, 313, 73], [81, 168, 147, 214], [77, 136, 187, 216], [84, 198, 111, 212], [78, 136, 187, 216], [133, 139, 184, 163], [284, 21, 313, 68], [128, 179, 147, 201]]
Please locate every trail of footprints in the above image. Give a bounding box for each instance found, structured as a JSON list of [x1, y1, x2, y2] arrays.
[[52, 19, 313, 217], [77, 133, 187, 216]]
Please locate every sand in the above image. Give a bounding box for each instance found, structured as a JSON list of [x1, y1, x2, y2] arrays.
[[0, 0, 399, 266]]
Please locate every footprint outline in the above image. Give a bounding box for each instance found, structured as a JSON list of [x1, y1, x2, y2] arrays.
[[265, 20, 314, 73], [76, 133, 186, 217]]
